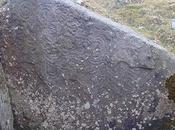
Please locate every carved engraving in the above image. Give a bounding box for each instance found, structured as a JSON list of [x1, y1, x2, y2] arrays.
[[65, 20, 82, 36], [40, 22, 63, 49], [73, 38, 93, 56], [16, 1, 35, 20], [38, 4, 55, 25], [88, 35, 107, 65], [111, 44, 155, 69], [55, 4, 67, 23]]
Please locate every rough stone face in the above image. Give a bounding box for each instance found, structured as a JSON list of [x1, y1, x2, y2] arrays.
[[1, 0, 175, 129], [0, 64, 14, 130]]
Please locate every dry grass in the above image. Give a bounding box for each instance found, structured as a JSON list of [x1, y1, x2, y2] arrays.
[[83, 0, 175, 53]]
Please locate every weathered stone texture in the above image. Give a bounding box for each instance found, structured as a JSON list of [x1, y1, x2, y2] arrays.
[[0, 0, 175, 129], [0, 64, 14, 130]]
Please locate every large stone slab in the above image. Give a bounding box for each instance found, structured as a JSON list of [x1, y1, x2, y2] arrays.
[[1, 0, 175, 129]]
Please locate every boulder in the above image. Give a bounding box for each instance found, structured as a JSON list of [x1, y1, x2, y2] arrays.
[[0, 0, 175, 129]]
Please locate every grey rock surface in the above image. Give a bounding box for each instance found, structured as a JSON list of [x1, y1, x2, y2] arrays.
[[0, 64, 14, 130], [0, 0, 175, 129]]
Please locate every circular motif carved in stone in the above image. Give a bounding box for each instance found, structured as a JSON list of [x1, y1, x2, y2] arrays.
[[88, 36, 107, 65], [38, 4, 54, 25], [17, 1, 35, 20], [70, 38, 92, 56]]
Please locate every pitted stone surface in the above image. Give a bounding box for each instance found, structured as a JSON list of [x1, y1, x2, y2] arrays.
[[1, 0, 175, 129], [0, 64, 14, 130]]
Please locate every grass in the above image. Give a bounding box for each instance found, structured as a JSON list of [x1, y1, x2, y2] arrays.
[[83, 0, 175, 53], [0, 0, 7, 6]]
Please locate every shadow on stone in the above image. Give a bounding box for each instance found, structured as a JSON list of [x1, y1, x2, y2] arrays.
[[166, 74, 175, 103]]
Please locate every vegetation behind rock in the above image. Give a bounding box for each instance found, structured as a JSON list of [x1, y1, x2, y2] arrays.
[[83, 0, 175, 53]]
